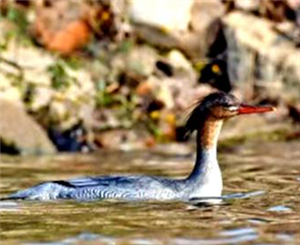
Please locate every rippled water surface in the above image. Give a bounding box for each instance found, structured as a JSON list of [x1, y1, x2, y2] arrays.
[[1, 141, 300, 244]]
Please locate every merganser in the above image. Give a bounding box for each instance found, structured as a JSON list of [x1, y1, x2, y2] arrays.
[[1, 92, 275, 201]]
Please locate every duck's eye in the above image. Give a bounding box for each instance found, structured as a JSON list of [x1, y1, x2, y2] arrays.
[[227, 106, 239, 112]]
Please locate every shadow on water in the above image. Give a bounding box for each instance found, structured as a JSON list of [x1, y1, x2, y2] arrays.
[[0, 141, 300, 244]]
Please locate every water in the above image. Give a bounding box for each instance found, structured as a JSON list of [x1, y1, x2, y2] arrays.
[[1, 141, 300, 244]]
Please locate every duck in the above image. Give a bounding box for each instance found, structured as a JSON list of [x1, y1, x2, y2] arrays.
[[1, 92, 275, 201]]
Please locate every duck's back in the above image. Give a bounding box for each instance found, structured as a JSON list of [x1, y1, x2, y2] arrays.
[[4, 175, 185, 201]]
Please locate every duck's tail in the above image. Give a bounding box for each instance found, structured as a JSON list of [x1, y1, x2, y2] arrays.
[[0, 181, 73, 201], [0, 186, 44, 201], [0, 195, 25, 201]]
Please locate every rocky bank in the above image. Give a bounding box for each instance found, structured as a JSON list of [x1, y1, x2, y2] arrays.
[[0, 0, 299, 154]]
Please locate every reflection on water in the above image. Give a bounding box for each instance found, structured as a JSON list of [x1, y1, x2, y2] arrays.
[[0, 141, 300, 244]]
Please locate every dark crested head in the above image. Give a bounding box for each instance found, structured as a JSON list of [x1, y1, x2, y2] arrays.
[[185, 92, 275, 135]]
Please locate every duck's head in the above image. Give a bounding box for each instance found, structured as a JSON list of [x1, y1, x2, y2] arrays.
[[185, 92, 276, 134]]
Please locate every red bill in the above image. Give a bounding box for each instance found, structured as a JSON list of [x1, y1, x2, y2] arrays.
[[237, 104, 276, 114]]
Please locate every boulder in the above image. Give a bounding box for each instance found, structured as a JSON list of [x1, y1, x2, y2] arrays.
[[0, 38, 95, 130], [111, 45, 159, 77], [129, 0, 194, 32], [223, 11, 300, 101], [0, 71, 22, 103], [94, 129, 149, 151], [129, 0, 225, 59], [235, 0, 259, 11], [32, 0, 91, 55], [0, 99, 56, 154]]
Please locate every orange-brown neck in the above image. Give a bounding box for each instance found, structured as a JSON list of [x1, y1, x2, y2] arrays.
[[197, 117, 223, 151], [187, 116, 223, 183]]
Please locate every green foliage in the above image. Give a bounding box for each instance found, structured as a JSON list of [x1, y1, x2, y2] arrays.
[[117, 39, 134, 53], [95, 79, 142, 129], [95, 80, 115, 107], [0, 31, 14, 51], [47, 60, 76, 91], [63, 56, 81, 70], [1, 5, 32, 49], [6, 6, 29, 35]]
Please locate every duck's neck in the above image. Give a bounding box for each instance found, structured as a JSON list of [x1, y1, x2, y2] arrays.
[[187, 117, 223, 181]]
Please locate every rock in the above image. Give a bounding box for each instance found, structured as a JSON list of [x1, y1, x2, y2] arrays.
[[287, 0, 300, 10], [32, 0, 91, 55], [0, 99, 56, 154], [187, 0, 226, 58], [30, 86, 53, 111], [166, 50, 195, 72], [94, 129, 149, 151], [47, 20, 90, 55], [129, 49, 199, 111], [190, 0, 225, 33], [223, 11, 300, 101], [111, 45, 159, 77], [258, 0, 297, 23], [136, 81, 153, 96], [129, 0, 194, 32], [1, 40, 54, 76], [235, 0, 259, 11], [129, 0, 225, 59], [0, 72, 22, 103], [157, 83, 174, 109], [0, 37, 52, 107], [0, 38, 96, 130]]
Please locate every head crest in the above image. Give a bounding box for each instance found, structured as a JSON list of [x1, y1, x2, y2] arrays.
[[184, 92, 236, 136]]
